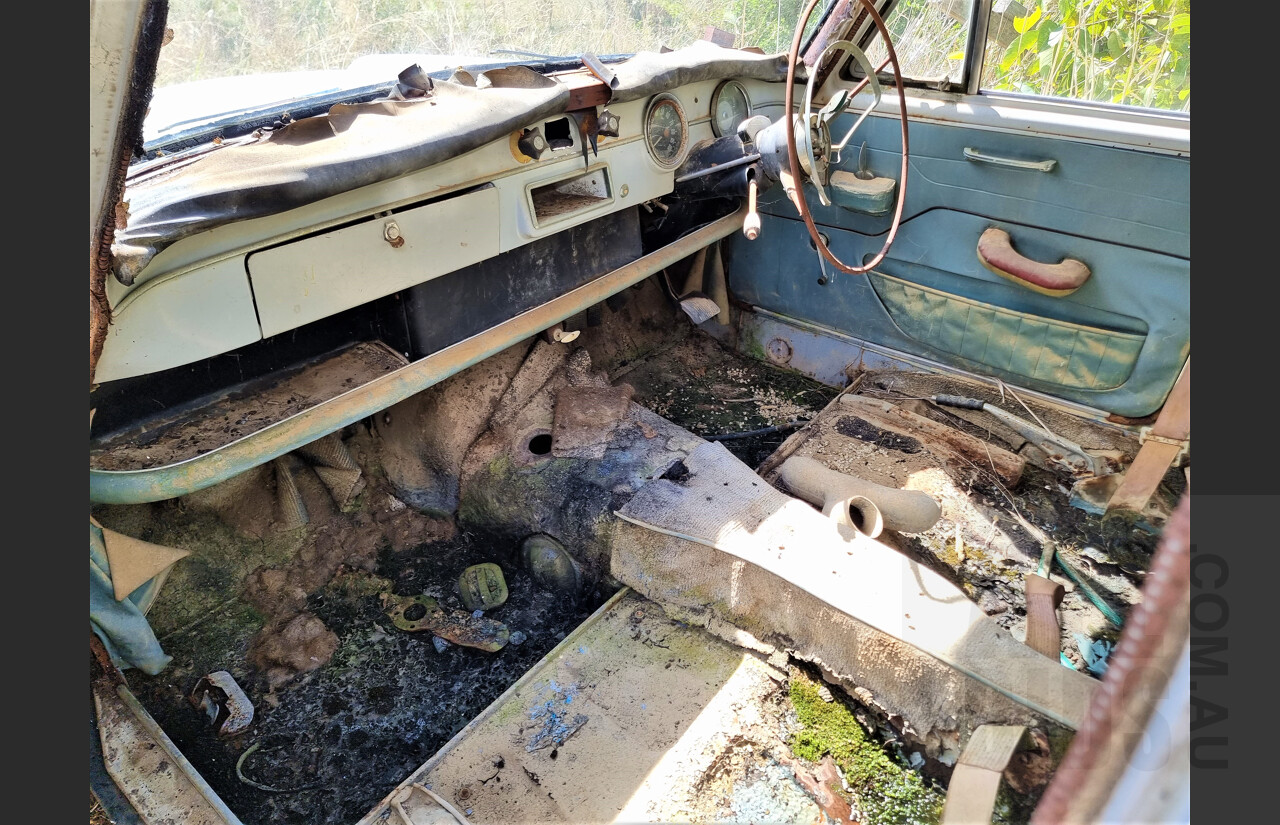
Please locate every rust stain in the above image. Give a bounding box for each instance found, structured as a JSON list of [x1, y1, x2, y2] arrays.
[[386, 594, 510, 652]]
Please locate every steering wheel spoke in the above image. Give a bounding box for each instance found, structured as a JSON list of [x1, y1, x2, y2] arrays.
[[784, 0, 909, 276], [804, 39, 883, 200]]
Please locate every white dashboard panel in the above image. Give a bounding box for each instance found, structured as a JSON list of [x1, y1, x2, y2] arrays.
[[95, 256, 261, 383], [100, 76, 790, 381], [249, 184, 501, 338]]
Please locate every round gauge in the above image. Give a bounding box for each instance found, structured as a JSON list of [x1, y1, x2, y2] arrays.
[[644, 93, 689, 169], [710, 80, 752, 138]]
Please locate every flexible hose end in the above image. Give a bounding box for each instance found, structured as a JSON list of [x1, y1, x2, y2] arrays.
[[824, 494, 884, 539]]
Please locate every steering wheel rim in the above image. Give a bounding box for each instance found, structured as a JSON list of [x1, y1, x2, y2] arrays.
[[785, 0, 910, 275]]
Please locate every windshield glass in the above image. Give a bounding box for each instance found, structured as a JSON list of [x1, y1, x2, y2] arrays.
[[149, 0, 820, 138]]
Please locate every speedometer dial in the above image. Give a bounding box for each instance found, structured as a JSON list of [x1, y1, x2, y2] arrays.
[[644, 93, 689, 169], [710, 80, 751, 137]]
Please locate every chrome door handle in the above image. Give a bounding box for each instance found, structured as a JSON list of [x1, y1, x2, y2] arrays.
[[963, 147, 1057, 172]]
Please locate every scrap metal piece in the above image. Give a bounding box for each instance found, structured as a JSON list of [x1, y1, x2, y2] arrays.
[[570, 110, 601, 168], [190, 670, 255, 736], [95, 680, 244, 825], [520, 534, 583, 596], [932, 394, 1103, 478], [386, 594, 510, 652], [580, 53, 619, 90], [458, 563, 508, 611]]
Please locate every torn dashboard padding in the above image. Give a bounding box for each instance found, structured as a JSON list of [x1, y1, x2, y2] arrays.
[[605, 40, 794, 103], [110, 44, 793, 286], [111, 66, 569, 285]]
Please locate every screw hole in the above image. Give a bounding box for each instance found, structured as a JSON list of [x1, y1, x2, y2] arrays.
[[528, 433, 553, 455]]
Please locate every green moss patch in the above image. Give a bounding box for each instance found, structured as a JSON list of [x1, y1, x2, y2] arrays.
[[788, 669, 945, 825]]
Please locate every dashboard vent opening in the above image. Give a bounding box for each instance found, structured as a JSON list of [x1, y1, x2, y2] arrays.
[[530, 166, 613, 226], [544, 118, 574, 150]]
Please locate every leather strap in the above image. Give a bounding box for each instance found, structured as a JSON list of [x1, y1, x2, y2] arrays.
[[942, 725, 1028, 825], [1108, 357, 1190, 513], [1024, 573, 1066, 659]]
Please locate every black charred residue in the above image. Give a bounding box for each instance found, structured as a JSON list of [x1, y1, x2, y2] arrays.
[[660, 460, 691, 483], [131, 532, 605, 825], [835, 416, 923, 454]]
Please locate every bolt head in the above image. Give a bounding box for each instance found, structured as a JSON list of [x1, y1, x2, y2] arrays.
[[383, 222, 401, 241]]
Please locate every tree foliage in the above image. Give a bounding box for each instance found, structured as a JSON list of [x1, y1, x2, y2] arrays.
[[985, 0, 1190, 111], [154, 0, 1189, 114]]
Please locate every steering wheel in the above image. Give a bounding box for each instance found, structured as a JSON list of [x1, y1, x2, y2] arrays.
[[784, 0, 910, 275]]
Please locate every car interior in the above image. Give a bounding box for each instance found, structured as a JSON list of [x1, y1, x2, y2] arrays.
[[89, 1, 1191, 823]]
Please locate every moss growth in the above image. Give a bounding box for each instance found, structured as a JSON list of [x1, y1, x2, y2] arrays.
[[323, 570, 393, 602], [788, 669, 944, 825], [741, 334, 768, 363], [1044, 724, 1075, 764]]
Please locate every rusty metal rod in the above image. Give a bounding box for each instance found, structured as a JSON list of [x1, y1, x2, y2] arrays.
[[90, 206, 748, 504]]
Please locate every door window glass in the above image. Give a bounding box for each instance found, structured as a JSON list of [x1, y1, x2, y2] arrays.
[[864, 0, 972, 85], [980, 0, 1190, 111]]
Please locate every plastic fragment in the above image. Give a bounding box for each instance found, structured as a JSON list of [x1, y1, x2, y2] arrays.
[[1073, 633, 1114, 676]]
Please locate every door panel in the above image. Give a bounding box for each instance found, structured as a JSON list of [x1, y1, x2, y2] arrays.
[[727, 108, 1189, 418]]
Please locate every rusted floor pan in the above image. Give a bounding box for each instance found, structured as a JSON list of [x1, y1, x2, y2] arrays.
[[90, 341, 408, 471], [362, 588, 817, 825]]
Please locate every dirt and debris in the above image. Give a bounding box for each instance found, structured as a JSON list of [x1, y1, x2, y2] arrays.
[[120, 526, 604, 825], [759, 368, 1167, 674], [91, 315, 1170, 825], [94, 420, 605, 825], [249, 612, 340, 691], [618, 331, 841, 467], [89, 342, 408, 471]]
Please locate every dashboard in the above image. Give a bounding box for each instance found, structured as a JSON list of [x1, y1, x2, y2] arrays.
[[96, 72, 787, 384]]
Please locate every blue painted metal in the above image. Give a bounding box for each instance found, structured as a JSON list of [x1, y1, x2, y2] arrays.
[[738, 310, 1125, 427], [728, 106, 1190, 418], [755, 112, 1190, 259], [727, 209, 1188, 417]]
